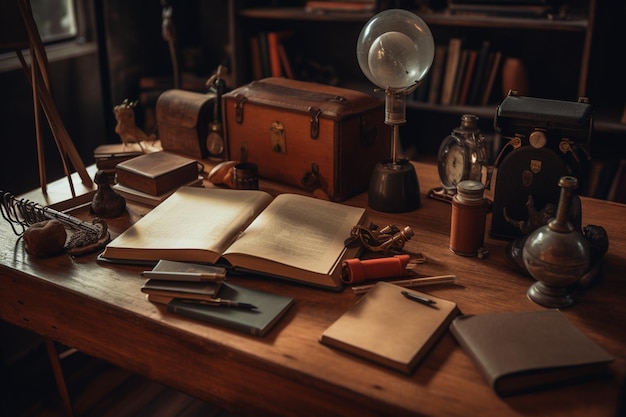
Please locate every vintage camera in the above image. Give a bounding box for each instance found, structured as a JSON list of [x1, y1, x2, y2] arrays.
[[489, 91, 592, 240]]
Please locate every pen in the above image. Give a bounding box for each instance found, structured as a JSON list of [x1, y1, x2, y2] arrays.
[[351, 274, 456, 295], [181, 298, 257, 310], [401, 290, 438, 309]]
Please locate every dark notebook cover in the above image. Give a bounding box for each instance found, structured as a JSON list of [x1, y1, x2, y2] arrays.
[[450, 309, 614, 396], [167, 283, 294, 337]]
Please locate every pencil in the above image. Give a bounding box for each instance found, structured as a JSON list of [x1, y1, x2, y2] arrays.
[[351, 275, 457, 295]]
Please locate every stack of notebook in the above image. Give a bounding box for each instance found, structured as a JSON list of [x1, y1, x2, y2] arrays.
[[143, 260, 294, 337]]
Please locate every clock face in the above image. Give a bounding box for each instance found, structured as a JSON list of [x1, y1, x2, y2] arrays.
[[442, 143, 465, 189]]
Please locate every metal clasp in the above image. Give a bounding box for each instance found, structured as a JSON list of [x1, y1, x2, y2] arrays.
[[308, 107, 321, 139], [234, 94, 247, 124]]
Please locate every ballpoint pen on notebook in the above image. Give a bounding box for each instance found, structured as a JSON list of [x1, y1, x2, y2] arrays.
[[351, 274, 457, 295], [401, 290, 438, 309], [181, 298, 257, 310]]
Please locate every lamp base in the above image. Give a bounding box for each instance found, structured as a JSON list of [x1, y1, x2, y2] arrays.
[[368, 159, 420, 212], [527, 281, 575, 308]]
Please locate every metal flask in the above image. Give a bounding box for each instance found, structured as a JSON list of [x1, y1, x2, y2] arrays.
[[523, 176, 590, 308]]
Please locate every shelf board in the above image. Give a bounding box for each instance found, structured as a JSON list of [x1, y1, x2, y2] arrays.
[[238, 7, 588, 31], [423, 12, 589, 32], [407, 100, 498, 120], [239, 7, 374, 22]]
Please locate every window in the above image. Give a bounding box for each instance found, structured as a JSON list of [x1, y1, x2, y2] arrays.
[[30, 0, 78, 43]]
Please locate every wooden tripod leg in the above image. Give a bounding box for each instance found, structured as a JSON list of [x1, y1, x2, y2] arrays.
[[29, 48, 47, 193], [45, 338, 75, 417]]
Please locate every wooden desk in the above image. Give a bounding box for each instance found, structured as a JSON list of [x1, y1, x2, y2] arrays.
[[1, 162, 625, 417]]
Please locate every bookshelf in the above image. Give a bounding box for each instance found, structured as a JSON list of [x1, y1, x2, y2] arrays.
[[227, 0, 626, 198]]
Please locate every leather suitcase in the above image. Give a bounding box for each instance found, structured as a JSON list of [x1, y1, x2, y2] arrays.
[[222, 77, 390, 201]]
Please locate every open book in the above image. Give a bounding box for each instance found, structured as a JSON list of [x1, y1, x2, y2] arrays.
[[101, 187, 366, 289]]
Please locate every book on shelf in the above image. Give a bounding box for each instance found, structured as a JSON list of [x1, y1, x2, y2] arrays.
[[142, 260, 227, 282], [450, 49, 470, 106], [277, 41, 295, 79], [258, 31, 271, 79], [100, 187, 366, 290], [428, 44, 447, 105], [457, 49, 478, 106], [440, 38, 464, 106], [142, 278, 223, 302], [480, 50, 503, 106], [165, 283, 295, 337], [249, 36, 263, 80], [320, 282, 459, 374], [450, 310, 614, 396], [115, 151, 200, 196], [467, 40, 491, 105], [267, 31, 294, 78]]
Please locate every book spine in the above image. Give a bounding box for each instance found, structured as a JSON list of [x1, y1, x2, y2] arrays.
[[258, 31, 271, 78], [441, 38, 463, 106], [267, 32, 283, 78], [249, 36, 263, 80], [152, 163, 199, 196], [449, 321, 496, 389], [458, 49, 478, 106], [117, 162, 198, 196], [428, 45, 447, 105], [468, 40, 491, 106], [481, 51, 503, 106], [115, 169, 160, 195]]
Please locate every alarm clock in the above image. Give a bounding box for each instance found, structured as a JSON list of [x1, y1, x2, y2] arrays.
[[430, 114, 489, 201]]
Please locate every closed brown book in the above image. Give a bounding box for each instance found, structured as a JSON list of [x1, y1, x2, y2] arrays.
[[450, 310, 614, 396], [115, 151, 199, 196], [320, 282, 459, 374]]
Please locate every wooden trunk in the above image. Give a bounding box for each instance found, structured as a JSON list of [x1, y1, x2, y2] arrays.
[[222, 78, 390, 201]]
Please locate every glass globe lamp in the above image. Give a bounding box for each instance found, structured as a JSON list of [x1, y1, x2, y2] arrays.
[[357, 9, 435, 212]]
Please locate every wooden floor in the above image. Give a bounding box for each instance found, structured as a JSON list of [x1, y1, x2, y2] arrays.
[[1, 339, 236, 417]]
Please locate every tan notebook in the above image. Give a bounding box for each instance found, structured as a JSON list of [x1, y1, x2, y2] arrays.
[[450, 310, 614, 396], [320, 282, 459, 374]]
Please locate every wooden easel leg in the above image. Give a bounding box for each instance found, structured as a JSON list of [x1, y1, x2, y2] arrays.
[[30, 50, 47, 194], [45, 338, 75, 417], [16, 0, 93, 191]]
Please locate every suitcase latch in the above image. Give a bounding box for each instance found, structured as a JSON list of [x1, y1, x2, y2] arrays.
[[308, 107, 321, 139], [234, 94, 247, 124], [270, 121, 287, 154]]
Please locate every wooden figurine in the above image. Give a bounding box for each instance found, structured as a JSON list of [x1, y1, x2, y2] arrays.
[[113, 99, 151, 148]]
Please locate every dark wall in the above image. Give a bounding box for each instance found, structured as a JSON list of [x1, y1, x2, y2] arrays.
[[0, 0, 106, 196], [0, 0, 230, 196]]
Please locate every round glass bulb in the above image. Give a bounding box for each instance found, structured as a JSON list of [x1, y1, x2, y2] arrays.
[[357, 9, 434, 90]]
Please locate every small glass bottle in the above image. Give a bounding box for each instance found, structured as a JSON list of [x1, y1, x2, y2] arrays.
[[450, 180, 488, 257]]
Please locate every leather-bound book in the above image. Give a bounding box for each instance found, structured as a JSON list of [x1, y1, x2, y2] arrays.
[[115, 151, 199, 196]]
